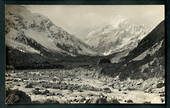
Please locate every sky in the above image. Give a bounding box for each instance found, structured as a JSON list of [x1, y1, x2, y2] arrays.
[[25, 5, 164, 39]]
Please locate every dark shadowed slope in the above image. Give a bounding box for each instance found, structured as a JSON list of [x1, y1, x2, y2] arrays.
[[121, 21, 165, 63]]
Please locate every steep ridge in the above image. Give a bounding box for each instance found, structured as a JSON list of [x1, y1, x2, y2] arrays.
[[121, 21, 165, 62], [101, 20, 165, 80]]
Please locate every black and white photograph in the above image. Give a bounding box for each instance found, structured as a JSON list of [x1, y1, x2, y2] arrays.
[[5, 5, 165, 104]]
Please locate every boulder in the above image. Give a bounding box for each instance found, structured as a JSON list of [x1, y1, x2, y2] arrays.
[[96, 97, 107, 104], [6, 88, 31, 104], [156, 82, 164, 88], [103, 88, 112, 93]]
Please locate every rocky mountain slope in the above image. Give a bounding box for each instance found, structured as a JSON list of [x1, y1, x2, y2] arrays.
[[101, 20, 165, 80], [85, 17, 152, 56], [5, 5, 97, 68]]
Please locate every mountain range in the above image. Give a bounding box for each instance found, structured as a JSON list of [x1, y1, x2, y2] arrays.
[[5, 5, 165, 80], [85, 17, 152, 56]]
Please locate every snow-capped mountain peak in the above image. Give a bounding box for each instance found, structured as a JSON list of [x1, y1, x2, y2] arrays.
[[85, 16, 152, 56]]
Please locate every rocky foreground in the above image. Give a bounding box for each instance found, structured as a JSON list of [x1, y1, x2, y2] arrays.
[[6, 67, 165, 104]]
